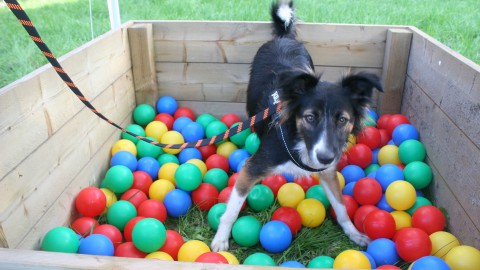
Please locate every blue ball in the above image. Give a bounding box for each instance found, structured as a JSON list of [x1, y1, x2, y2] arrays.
[[164, 189, 192, 217], [367, 109, 379, 121], [376, 194, 394, 212], [178, 148, 202, 164], [279, 261, 305, 268], [342, 182, 356, 196], [411, 256, 451, 270], [156, 96, 178, 115], [236, 157, 248, 172], [366, 238, 399, 266], [259, 221, 292, 253], [371, 148, 380, 164], [392, 124, 419, 146], [78, 234, 114, 256], [110, 151, 137, 171], [282, 173, 295, 182], [173, 117, 193, 132], [181, 122, 205, 142], [375, 164, 404, 191], [136, 157, 160, 180], [341, 165, 365, 184], [228, 149, 251, 173], [361, 251, 377, 269], [387, 139, 395, 145], [367, 171, 377, 178]]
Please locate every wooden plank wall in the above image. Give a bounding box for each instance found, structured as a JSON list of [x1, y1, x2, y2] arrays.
[[0, 25, 136, 249], [402, 27, 480, 248]]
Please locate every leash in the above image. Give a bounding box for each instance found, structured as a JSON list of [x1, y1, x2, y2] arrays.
[[5, 0, 281, 149]]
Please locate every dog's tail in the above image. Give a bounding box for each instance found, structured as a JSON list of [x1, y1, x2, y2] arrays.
[[271, 0, 296, 38]]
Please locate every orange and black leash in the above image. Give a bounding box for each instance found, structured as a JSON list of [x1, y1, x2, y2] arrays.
[[5, 0, 281, 149]]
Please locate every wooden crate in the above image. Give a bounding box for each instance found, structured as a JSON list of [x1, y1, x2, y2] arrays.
[[0, 20, 478, 269]]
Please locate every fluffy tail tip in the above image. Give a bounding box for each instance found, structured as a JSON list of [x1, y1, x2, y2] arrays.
[[271, 0, 295, 37]]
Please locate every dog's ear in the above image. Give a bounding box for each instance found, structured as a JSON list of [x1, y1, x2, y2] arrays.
[[342, 72, 383, 109], [279, 69, 319, 100]]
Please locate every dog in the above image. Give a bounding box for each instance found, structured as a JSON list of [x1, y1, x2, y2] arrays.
[[211, 0, 383, 252]]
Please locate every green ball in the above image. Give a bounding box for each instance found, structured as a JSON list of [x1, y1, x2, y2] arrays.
[[404, 161, 432, 189], [406, 196, 432, 215], [136, 136, 163, 158], [132, 218, 166, 253], [230, 123, 252, 147], [104, 165, 134, 193], [41, 227, 79, 253], [207, 203, 226, 231], [174, 163, 202, 191], [243, 252, 276, 266], [399, 139, 426, 164], [157, 153, 179, 166], [122, 124, 146, 144], [364, 164, 380, 175], [307, 255, 335, 268], [107, 200, 137, 231], [363, 115, 377, 127], [203, 168, 229, 192], [133, 104, 156, 126], [232, 216, 261, 247], [247, 184, 274, 212], [196, 113, 218, 130], [205, 120, 228, 141], [306, 185, 330, 208], [245, 132, 260, 155]]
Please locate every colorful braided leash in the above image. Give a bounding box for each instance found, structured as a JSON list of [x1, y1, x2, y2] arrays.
[[5, 0, 281, 149]]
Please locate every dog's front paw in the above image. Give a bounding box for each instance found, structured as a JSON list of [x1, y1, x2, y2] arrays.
[[348, 231, 371, 247], [211, 234, 229, 252]]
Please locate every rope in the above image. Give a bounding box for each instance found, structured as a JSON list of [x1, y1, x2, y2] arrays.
[[5, 0, 281, 149]]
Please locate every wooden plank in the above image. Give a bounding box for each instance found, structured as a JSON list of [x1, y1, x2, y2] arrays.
[[128, 24, 159, 106], [379, 29, 412, 115]]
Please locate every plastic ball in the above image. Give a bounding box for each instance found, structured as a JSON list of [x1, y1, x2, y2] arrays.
[[406, 196, 432, 215], [173, 116, 193, 132], [136, 137, 163, 159], [160, 130, 184, 154], [375, 164, 404, 192], [429, 231, 460, 258], [159, 230, 184, 260], [149, 179, 175, 202], [114, 242, 146, 258], [247, 184, 274, 212], [100, 188, 117, 214], [385, 180, 416, 210], [259, 221, 292, 253], [75, 186, 106, 217], [120, 189, 148, 209], [230, 123, 252, 147], [403, 161, 432, 189], [411, 205, 446, 235], [411, 256, 451, 270], [110, 151, 137, 172], [207, 203, 226, 231], [196, 113, 218, 130], [376, 194, 395, 212], [377, 265, 401, 270], [391, 210, 412, 230], [333, 249, 371, 269], [385, 114, 410, 136], [93, 224, 122, 248], [378, 145, 402, 165], [111, 139, 137, 156], [133, 104, 156, 126], [122, 124, 146, 144], [279, 261, 305, 268], [243, 252, 276, 266], [307, 255, 334, 268], [357, 126, 381, 149], [107, 200, 137, 231], [283, 172, 296, 182], [245, 132, 261, 155], [364, 163, 380, 176], [104, 165, 133, 194], [163, 189, 192, 217], [395, 227, 432, 262], [156, 96, 178, 115], [206, 154, 229, 172], [132, 218, 166, 253], [123, 217, 145, 242], [377, 114, 391, 130], [195, 252, 229, 264], [297, 198, 326, 228], [353, 205, 379, 233], [294, 175, 320, 193], [78, 234, 114, 256], [392, 124, 419, 146], [154, 113, 174, 130], [198, 144, 217, 160], [305, 185, 330, 208], [218, 251, 239, 264], [342, 182, 356, 196], [205, 120, 228, 142], [346, 134, 357, 151], [331, 195, 358, 221], [277, 183, 305, 208], [348, 143, 373, 168], [41, 226, 79, 253], [158, 162, 179, 185], [174, 163, 202, 191], [341, 165, 366, 184], [145, 251, 174, 261], [228, 149, 250, 172], [398, 139, 426, 164], [232, 215, 262, 247], [219, 113, 241, 128], [173, 106, 195, 120], [203, 168, 229, 192], [177, 240, 210, 262], [145, 121, 168, 142], [353, 177, 382, 205], [137, 199, 167, 222], [361, 251, 377, 269], [272, 206, 302, 235], [181, 122, 204, 143], [363, 210, 396, 240], [191, 183, 219, 211], [262, 174, 287, 197], [444, 245, 480, 270], [366, 238, 400, 266]]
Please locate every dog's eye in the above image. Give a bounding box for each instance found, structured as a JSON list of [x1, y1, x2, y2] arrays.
[[338, 116, 349, 125], [304, 114, 316, 124]]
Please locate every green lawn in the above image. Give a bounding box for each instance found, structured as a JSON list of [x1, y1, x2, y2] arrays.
[[0, 0, 478, 88]]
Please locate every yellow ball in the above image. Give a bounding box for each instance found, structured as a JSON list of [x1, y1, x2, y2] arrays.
[[177, 240, 211, 262], [145, 251, 174, 261], [145, 121, 168, 142], [337, 171, 345, 191], [218, 251, 239, 265], [391, 210, 412, 230], [100, 188, 117, 214], [158, 162, 179, 185], [429, 231, 460, 258], [444, 245, 480, 270], [277, 183, 305, 208], [385, 180, 416, 210], [216, 141, 238, 159], [111, 139, 137, 156], [311, 173, 320, 183], [296, 198, 326, 228], [186, 158, 207, 177], [333, 249, 371, 269], [161, 131, 184, 154], [378, 145, 402, 165], [149, 179, 175, 202]]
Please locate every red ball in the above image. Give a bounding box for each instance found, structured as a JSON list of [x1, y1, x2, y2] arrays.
[[137, 199, 167, 222], [228, 172, 239, 187], [71, 216, 99, 237], [353, 205, 378, 233], [363, 210, 396, 240], [377, 266, 401, 270], [120, 189, 148, 209], [337, 153, 349, 171], [357, 126, 381, 149], [75, 186, 106, 217], [294, 175, 319, 193], [262, 174, 287, 197], [159, 230, 184, 260], [218, 186, 246, 210], [198, 144, 217, 160], [353, 177, 382, 205], [272, 206, 302, 235], [115, 242, 147, 258], [411, 206, 446, 235], [347, 143, 373, 168], [220, 113, 242, 128], [131, 171, 153, 195], [191, 183, 219, 211], [376, 114, 392, 130], [195, 252, 229, 264], [154, 113, 174, 130], [173, 107, 195, 120], [331, 195, 358, 221], [378, 129, 391, 147], [385, 114, 410, 136], [93, 224, 123, 248], [205, 154, 229, 172], [394, 227, 432, 262], [123, 216, 145, 242]]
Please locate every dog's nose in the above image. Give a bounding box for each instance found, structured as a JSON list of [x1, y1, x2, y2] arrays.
[[317, 152, 335, 165]]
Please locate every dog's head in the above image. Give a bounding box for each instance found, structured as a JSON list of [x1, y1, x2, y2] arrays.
[[278, 69, 383, 169]]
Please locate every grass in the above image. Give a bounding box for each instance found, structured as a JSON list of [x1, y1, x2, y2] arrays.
[[0, 0, 479, 88]]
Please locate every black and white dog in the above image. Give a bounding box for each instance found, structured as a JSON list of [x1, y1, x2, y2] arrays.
[[211, 0, 382, 251]]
